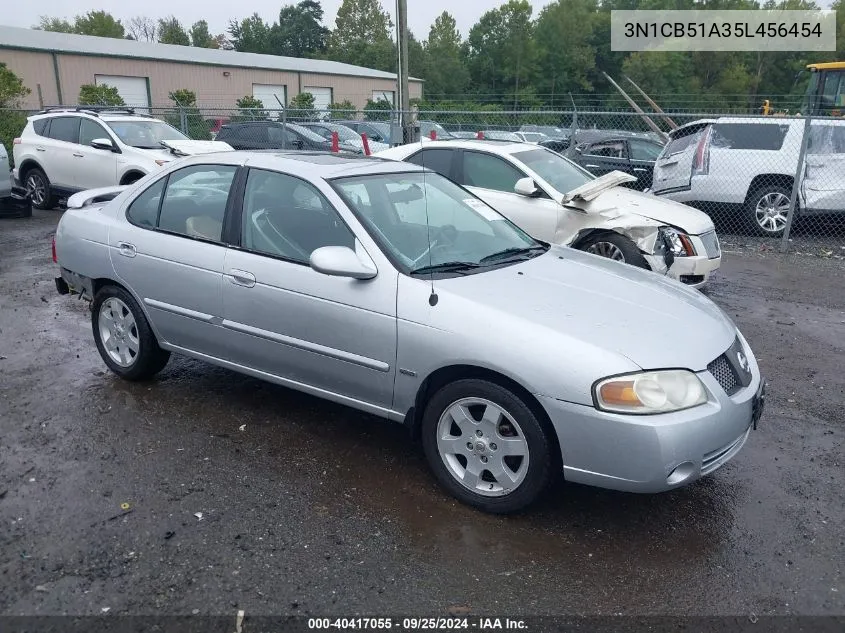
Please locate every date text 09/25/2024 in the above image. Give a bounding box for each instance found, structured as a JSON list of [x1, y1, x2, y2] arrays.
[[307, 618, 528, 630]]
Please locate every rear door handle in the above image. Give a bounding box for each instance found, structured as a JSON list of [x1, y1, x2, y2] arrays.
[[73, 153, 84, 158], [227, 269, 256, 288], [117, 242, 136, 257], [36, 147, 46, 152]]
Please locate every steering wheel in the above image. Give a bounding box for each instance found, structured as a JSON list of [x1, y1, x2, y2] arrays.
[[411, 225, 458, 268]]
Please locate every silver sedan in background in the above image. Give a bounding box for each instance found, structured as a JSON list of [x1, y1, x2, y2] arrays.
[[53, 151, 765, 513]]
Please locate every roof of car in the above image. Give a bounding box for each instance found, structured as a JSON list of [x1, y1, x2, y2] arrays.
[[384, 138, 539, 156], [176, 151, 428, 178]]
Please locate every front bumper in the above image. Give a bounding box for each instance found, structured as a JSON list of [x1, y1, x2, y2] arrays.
[[538, 370, 763, 493]]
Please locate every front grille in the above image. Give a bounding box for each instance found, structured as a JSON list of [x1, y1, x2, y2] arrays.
[[698, 230, 721, 259], [708, 354, 739, 395]]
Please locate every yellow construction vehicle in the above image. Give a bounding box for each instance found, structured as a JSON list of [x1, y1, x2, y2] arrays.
[[761, 62, 845, 116]]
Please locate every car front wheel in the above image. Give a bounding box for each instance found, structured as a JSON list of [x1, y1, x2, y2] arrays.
[[421, 379, 555, 514], [24, 167, 56, 210], [578, 232, 650, 269], [91, 285, 170, 380]]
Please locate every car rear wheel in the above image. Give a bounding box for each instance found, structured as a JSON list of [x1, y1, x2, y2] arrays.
[[421, 379, 555, 514], [24, 167, 56, 210], [91, 285, 170, 381], [578, 232, 650, 269], [748, 185, 791, 237]]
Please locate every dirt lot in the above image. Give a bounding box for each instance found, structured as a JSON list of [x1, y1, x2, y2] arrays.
[[1, 210, 843, 618]]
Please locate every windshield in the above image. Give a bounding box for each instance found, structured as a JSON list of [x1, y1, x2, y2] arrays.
[[512, 148, 592, 195], [326, 125, 360, 142], [332, 171, 544, 275], [288, 123, 329, 143], [106, 120, 189, 148], [419, 121, 455, 139], [522, 132, 548, 142]]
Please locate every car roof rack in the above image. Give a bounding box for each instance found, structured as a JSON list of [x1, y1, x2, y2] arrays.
[[37, 106, 153, 118]]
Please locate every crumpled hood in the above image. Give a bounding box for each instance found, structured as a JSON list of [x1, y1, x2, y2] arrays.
[[144, 139, 233, 159], [436, 247, 735, 371], [567, 186, 715, 235]]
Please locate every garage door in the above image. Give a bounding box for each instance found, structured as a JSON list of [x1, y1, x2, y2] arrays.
[[304, 87, 332, 112], [94, 75, 149, 109], [372, 90, 395, 106], [253, 84, 287, 110]]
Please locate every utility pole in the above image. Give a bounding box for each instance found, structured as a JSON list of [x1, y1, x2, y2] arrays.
[[396, 0, 413, 143]]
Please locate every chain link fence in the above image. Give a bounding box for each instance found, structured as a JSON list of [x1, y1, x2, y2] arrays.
[[2, 104, 844, 261]]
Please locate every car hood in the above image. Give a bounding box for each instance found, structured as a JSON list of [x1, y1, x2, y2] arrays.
[[436, 247, 734, 371], [344, 138, 389, 153], [564, 186, 715, 235], [143, 139, 233, 158]]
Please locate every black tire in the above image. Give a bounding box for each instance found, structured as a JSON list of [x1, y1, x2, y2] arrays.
[[23, 167, 56, 210], [746, 184, 791, 237], [91, 285, 170, 381], [121, 172, 144, 185], [421, 379, 556, 514], [578, 232, 650, 269]]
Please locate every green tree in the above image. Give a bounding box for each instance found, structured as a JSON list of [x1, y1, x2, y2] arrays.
[[158, 17, 191, 46], [234, 95, 268, 120], [78, 84, 125, 106], [326, 0, 394, 71], [464, 0, 537, 107], [37, 11, 125, 38], [422, 12, 469, 100], [0, 63, 31, 158], [167, 89, 210, 139], [271, 1, 330, 57], [289, 92, 317, 119], [228, 13, 273, 53], [363, 97, 392, 121], [328, 99, 356, 117], [190, 20, 216, 48]]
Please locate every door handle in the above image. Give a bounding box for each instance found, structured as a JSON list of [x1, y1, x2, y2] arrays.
[[227, 269, 256, 288], [585, 164, 600, 168], [73, 153, 84, 158], [117, 242, 136, 257], [36, 147, 46, 152], [633, 167, 647, 172]]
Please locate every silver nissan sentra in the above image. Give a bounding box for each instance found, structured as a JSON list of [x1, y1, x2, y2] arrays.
[[53, 151, 765, 513]]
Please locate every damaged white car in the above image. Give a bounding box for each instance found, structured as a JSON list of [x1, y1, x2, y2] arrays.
[[377, 139, 721, 287]]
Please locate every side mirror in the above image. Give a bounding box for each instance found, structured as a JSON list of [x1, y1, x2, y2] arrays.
[[514, 177, 541, 198], [91, 138, 116, 151], [310, 245, 377, 280]]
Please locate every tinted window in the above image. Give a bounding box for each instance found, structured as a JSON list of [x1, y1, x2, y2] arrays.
[[79, 119, 108, 146], [33, 119, 50, 136], [127, 178, 166, 228], [157, 165, 237, 241], [241, 169, 354, 263], [628, 139, 664, 161], [461, 152, 525, 192], [407, 149, 455, 178], [711, 123, 789, 150], [48, 117, 80, 144], [586, 140, 627, 158]]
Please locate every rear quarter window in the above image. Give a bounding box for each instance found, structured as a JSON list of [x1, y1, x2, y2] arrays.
[[711, 123, 789, 150], [32, 119, 50, 136]]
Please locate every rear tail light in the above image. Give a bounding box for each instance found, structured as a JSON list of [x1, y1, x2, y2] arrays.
[[692, 128, 711, 176], [13, 138, 21, 145], [51, 236, 57, 263]]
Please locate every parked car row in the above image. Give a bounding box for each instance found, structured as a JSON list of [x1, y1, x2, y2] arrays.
[[52, 148, 764, 514]]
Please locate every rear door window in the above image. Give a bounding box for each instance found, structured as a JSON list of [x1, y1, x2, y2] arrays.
[[48, 117, 80, 144], [406, 149, 456, 178], [461, 151, 525, 193], [710, 123, 789, 150], [156, 165, 238, 241], [585, 140, 628, 158]]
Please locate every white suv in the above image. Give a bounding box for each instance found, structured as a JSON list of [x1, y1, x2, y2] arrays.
[[13, 107, 231, 209]]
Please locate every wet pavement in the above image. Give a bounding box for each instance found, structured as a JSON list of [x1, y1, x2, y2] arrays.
[[1, 210, 843, 617]]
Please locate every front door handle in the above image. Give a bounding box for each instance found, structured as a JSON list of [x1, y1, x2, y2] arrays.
[[73, 153, 84, 158], [633, 167, 647, 172], [36, 147, 46, 152], [227, 269, 256, 288], [117, 242, 136, 257]]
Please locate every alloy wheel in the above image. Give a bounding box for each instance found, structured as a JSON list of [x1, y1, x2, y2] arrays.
[[436, 397, 530, 497], [98, 297, 140, 367], [25, 174, 46, 206], [586, 241, 626, 261], [755, 191, 790, 234]]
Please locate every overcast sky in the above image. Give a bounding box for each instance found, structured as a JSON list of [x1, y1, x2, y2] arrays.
[[4, 1, 556, 42]]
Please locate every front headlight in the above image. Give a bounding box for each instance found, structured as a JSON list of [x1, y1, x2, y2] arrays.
[[593, 370, 708, 414], [659, 226, 696, 257]]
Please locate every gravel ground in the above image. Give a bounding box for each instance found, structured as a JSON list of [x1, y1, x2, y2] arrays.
[[0, 210, 843, 620]]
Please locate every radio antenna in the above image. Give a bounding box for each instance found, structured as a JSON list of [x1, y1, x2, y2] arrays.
[[419, 133, 436, 305]]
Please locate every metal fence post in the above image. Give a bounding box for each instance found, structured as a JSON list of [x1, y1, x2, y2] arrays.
[[781, 114, 812, 252]]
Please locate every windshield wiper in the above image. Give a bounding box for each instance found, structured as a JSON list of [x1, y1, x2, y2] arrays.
[[479, 244, 548, 264], [410, 261, 481, 276]]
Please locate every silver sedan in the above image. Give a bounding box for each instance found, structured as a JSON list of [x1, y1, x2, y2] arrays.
[[53, 151, 765, 513]]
